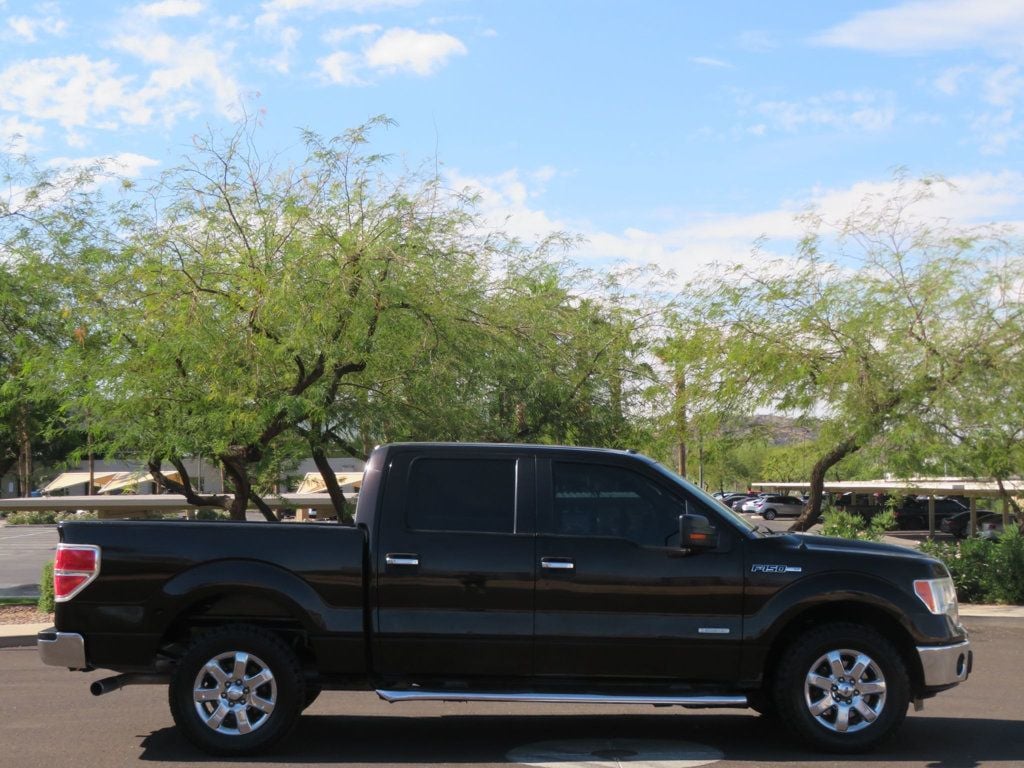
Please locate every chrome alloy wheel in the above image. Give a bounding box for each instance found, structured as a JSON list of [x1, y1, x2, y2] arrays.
[[192, 651, 277, 735], [803, 648, 887, 734]]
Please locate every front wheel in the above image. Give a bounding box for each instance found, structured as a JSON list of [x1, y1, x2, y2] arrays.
[[168, 625, 305, 756], [763, 509, 777, 520], [772, 622, 909, 752]]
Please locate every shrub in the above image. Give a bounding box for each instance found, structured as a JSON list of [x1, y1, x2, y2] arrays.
[[920, 529, 1024, 605], [989, 527, 1024, 604], [38, 561, 54, 614], [5, 510, 97, 525], [821, 509, 895, 542], [195, 508, 231, 521]]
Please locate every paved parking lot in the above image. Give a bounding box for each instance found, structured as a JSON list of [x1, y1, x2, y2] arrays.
[[1, 617, 1020, 768], [0, 526, 57, 597]]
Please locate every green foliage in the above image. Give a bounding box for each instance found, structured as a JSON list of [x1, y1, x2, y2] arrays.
[[920, 528, 1024, 605], [820, 509, 895, 541], [194, 509, 231, 521], [5, 510, 96, 525], [38, 561, 54, 614], [661, 172, 1024, 527]]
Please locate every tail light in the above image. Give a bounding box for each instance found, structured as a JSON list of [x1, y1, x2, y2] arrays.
[[54, 544, 101, 602]]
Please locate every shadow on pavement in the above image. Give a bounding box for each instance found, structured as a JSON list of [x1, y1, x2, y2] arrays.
[[137, 712, 1024, 765]]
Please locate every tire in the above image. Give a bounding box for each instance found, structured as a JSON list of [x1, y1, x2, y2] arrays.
[[168, 624, 305, 756], [763, 509, 777, 521], [772, 622, 909, 753]]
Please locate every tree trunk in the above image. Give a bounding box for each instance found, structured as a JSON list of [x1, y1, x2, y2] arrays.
[[788, 435, 859, 532], [673, 370, 687, 478], [311, 444, 350, 522], [220, 458, 252, 521], [16, 405, 31, 497]]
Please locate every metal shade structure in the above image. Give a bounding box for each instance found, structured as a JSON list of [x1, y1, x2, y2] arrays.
[[0, 493, 338, 519], [41, 472, 119, 494], [294, 471, 363, 494]]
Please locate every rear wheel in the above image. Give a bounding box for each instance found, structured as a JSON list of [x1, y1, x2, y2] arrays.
[[773, 622, 909, 752], [169, 625, 305, 756], [763, 509, 777, 520]]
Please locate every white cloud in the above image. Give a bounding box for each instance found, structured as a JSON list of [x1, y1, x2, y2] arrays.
[[137, 0, 204, 18], [690, 56, 732, 69], [319, 26, 467, 83], [813, 0, 1024, 54], [322, 24, 381, 44], [0, 56, 139, 131], [6, 6, 67, 42], [263, 0, 421, 13], [970, 110, 1021, 155], [46, 152, 160, 179], [754, 91, 896, 134], [109, 31, 242, 121], [318, 50, 364, 85], [364, 28, 467, 76], [934, 65, 976, 96], [263, 25, 301, 73], [0, 115, 44, 153], [445, 169, 1024, 281], [983, 65, 1024, 107], [258, 0, 420, 26]]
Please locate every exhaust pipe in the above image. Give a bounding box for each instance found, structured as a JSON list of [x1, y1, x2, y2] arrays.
[[90, 673, 169, 696]]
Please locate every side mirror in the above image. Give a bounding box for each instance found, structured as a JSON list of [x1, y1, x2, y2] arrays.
[[679, 513, 718, 550]]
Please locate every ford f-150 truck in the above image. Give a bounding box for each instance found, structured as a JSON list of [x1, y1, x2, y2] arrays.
[[38, 443, 972, 756]]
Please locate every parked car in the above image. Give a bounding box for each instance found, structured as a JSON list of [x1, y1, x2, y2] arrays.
[[721, 492, 757, 510], [753, 495, 806, 520], [895, 497, 969, 531], [740, 496, 764, 513], [939, 510, 1004, 539]]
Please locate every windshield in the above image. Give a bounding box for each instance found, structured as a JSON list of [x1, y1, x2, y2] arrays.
[[646, 458, 760, 536]]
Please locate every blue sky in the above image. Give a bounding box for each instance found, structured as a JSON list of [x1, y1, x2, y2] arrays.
[[2, 0, 1023, 277]]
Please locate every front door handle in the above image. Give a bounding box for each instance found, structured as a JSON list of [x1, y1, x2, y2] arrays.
[[540, 557, 575, 571], [385, 553, 420, 566]]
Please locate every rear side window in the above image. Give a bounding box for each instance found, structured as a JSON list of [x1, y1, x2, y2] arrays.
[[406, 458, 516, 533]]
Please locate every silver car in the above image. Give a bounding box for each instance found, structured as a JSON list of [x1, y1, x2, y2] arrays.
[[754, 495, 806, 520]]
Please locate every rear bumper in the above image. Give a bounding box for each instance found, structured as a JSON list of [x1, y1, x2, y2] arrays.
[[37, 628, 88, 670], [917, 638, 972, 687]]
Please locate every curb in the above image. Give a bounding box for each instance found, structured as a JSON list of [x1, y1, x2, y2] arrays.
[[0, 622, 51, 649]]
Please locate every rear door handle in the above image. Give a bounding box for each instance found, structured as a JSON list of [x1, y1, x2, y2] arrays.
[[540, 557, 575, 571], [385, 553, 420, 566]]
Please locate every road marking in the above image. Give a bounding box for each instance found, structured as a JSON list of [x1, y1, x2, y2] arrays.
[[507, 739, 722, 768], [0, 531, 55, 541]]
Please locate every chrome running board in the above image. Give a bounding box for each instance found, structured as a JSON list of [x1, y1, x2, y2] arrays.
[[375, 690, 747, 707]]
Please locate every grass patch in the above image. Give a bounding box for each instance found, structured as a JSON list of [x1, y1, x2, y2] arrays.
[[0, 597, 38, 606]]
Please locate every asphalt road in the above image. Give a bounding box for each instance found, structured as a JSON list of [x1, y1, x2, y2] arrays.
[[1, 617, 1020, 768], [0, 525, 58, 597]]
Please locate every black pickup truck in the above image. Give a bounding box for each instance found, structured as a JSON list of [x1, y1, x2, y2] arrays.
[[39, 443, 971, 756]]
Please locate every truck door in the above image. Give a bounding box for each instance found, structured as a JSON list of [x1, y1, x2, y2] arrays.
[[534, 457, 744, 682], [375, 448, 536, 678]]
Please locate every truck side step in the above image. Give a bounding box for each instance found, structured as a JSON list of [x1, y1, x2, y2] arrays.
[[375, 690, 748, 707]]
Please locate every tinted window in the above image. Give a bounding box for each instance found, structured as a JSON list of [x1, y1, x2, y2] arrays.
[[549, 462, 683, 547], [406, 458, 516, 533]]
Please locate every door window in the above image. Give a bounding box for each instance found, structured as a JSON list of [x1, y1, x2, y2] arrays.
[[406, 457, 516, 533], [547, 462, 684, 547]]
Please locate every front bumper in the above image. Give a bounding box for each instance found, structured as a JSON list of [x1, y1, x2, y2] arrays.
[[917, 638, 972, 687], [37, 628, 88, 670]]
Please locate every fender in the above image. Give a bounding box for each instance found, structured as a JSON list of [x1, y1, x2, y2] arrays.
[[150, 559, 363, 639], [746, 570, 928, 645]]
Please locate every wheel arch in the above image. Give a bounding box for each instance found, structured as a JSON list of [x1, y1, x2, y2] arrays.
[[760, 600, 925, 696]]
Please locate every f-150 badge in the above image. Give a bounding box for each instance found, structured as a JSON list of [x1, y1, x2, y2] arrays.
[[751, 564, 802, 574]]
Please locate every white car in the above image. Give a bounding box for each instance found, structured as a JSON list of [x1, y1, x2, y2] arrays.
[[754, 495, 806, 520]]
